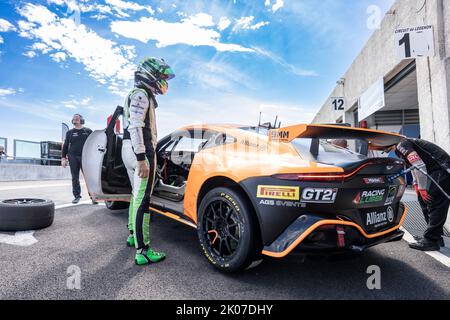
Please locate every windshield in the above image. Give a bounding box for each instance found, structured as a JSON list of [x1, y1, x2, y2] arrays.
[[291, 138, 368, 165]]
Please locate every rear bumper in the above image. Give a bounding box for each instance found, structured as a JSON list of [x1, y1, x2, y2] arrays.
[[262, 204, 407, 258]]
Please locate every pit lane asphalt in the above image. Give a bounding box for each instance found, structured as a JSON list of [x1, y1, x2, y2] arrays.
[[0, 180, 449, 300]]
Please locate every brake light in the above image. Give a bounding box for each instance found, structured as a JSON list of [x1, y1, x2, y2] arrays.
[[273, 162, 373, 182], [273, 173, 346, 181]]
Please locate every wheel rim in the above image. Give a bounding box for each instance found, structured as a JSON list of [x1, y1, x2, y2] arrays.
[[202, 199, 242, 262], [2, 199, 46, 205]]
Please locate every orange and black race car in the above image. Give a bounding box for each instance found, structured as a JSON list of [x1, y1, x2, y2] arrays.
[[83, 107, 407, 272]]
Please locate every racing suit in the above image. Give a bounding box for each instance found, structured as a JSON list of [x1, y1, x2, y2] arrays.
[[396, 138, 450, 241], [122, 87, 158, 249]]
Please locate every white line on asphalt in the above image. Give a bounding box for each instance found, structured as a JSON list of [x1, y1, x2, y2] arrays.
[[55, 201, 105, 209], [0, 182, 85, 191], [0, 231, 38, 246], [400, 227, 450, 268]]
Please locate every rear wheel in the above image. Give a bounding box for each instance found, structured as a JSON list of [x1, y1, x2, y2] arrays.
[[105, 201, 129, 210], [197, 187, 261, 272]]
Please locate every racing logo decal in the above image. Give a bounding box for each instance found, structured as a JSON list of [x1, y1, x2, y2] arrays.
[[300, 188, 337, 203], [257, 185, 300, 200], [353, 189, 385, 204], [384, 186, 397, 205]]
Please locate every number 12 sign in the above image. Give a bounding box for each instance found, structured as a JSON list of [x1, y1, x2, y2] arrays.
[[395, 25, 434, 60], [331, 97, 345, 111]]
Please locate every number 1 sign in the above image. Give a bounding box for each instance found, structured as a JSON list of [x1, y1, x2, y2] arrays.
[[395, 25, 434, 60]]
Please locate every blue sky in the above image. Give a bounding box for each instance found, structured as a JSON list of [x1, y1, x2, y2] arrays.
[[0, 0, 394, 146]]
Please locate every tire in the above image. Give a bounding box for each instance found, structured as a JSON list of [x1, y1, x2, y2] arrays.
[[105, 201, 130, 210], [0, 198, 55, 231], [197, 187, 261, 273]]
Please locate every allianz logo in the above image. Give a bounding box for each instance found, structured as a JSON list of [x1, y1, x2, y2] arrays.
[[366, 206, 394, 226]]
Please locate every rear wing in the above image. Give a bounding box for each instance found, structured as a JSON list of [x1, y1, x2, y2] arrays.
[[269, 124, 404, 150]]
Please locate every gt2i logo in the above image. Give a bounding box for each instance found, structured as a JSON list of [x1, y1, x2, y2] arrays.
[[301, 188, 337, 203], [354, 189, 385, 204], [257, 185, 300, 200], [366, 206, 394, 227]]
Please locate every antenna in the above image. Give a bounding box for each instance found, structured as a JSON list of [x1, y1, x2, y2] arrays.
[[257, 112, 262, 134], [273, 115, 278, 129]]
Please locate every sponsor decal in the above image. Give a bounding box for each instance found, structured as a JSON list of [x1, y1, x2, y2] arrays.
[[300, 188, 337, 203], [259, 199, 306, 208], [270, 130, 290, 141], [363, 177, 385, 184], [387, 206, 394, 223], [384, 186, 397, 205], [256, 185, 300, 200], [240, 139, 267, 152], [354, 189, 385, 204], [366, 206, 394, 228]]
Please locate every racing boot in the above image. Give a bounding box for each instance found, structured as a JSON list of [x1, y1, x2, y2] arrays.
[[126, 233, 135, 247], [135, 246, 166, 265], [413, 235, 445, 247], [409, 238, 440, 251]]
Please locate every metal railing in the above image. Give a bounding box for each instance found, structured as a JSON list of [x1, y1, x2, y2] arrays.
[[0, 156, 62, 165]]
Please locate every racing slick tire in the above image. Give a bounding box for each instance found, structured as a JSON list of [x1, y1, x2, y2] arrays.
[[0, 198, 54, 231], [105, 201, 129, 210], [197, 187, 262, 273]]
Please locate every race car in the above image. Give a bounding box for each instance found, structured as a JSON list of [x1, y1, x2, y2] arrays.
[[83, 107, 408, 272]]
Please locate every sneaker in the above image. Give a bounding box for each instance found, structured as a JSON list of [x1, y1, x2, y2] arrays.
[[72, 197, 81, 204], [126, 234, 135, 247], [135, 246, 166, 265], [409, 238, 440, 251], [413, 235, 445, 247]]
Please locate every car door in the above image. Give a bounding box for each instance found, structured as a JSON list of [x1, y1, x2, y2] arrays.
[[82, 106, 131, 202]]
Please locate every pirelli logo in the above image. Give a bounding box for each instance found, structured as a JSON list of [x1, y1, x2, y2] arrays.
[[256, 185, 300, 200]]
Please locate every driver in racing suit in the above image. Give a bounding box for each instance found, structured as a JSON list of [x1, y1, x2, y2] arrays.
[[122, 57, 175, 265], [393, 138, 450, 251]]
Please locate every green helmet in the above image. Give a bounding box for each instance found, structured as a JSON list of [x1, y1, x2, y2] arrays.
[[135, 57, 175, 95]]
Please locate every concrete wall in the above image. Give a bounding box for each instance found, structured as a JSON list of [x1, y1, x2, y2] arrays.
[[312, 0, 450, 152], [0, 163, 71, 182]]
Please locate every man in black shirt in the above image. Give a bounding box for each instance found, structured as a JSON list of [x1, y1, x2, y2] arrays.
[[392, 138, 450, 251], [62, 114, 92, 204]]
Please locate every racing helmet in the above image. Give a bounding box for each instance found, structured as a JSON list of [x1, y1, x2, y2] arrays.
[[134, 57, 175, 95]]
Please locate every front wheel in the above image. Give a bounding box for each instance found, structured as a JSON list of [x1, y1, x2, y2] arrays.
[[105, 201, 129, 210], [197, 187, 261, 273]]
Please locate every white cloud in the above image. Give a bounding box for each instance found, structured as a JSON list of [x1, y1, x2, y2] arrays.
[[17, 3, 136, 95], [265, 0, 284, 13], [218, 17, 231, 31], [232, 16, 269, 32], [253, 47, 318, 77], [111, 14, 254, 52], [0, 88, 16, 96], [186, 13, 215, 27], [50, 51, 67, 62], [105, 0, 155, 15], [0, 18, 16, 32], [23, 51, 37, 58], [187, 60, 254, 90], [0, 35, 3, 44]]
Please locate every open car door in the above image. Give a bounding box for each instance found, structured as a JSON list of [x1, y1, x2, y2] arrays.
[[82, 106, 131, 202]]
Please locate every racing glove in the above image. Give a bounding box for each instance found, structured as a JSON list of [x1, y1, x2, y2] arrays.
[[419, 189, 432, 203]]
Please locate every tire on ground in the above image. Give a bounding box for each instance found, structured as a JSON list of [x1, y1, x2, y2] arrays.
[[197, 187, 262, 273], [0, 199, 55, 231], [105, 201, 130, 210]]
